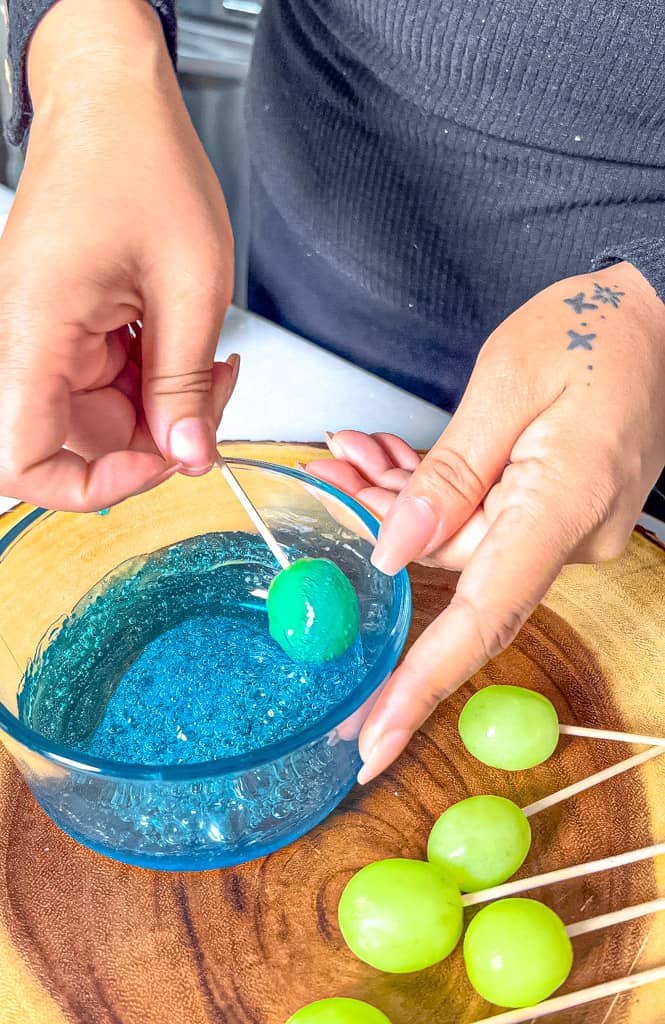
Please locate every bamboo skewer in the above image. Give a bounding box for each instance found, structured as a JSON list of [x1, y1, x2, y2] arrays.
[[522, 745, 663, 817], [462, 842, 665, 907], [560, 723, 665, 747], [471, 965, 665, 1024], [464, 741, 665, 1022], [565, 897, 665, 938], [216, 458, 290, 570]]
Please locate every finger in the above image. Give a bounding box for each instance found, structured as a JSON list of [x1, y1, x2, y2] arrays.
[[82, 330, 129, 390], [0, 370, 172, 510], [113, 353, 141, 404], [415, 477, 503, 571], [305, 458, 373, 495], [211, 353, 240, 427], [141, 263, 232, 474], [371, 432, 422, 471], [377, 467, 412, 492], [352, 487, 396, 521], [370, 362, 556, 574], [122, 354, 239, 459], [128, 412, 161, 455], [311, 449, 490, 567], [293, 462, 376, 543], [10, 448, 174, 512], [326, 430, 421, 476], [325, 430, 396, 482], [425, 505, 490, 572], [357, 497, 574, 783], [304, 458, 397, 521], [66, 387, 137, 460]]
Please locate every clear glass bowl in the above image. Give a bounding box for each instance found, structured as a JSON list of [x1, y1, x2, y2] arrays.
[[0, 459, 411, 870]]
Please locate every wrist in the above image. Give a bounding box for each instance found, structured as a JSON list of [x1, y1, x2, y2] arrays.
[[28, 0, 173, 116], [604, 261, 665, 338]]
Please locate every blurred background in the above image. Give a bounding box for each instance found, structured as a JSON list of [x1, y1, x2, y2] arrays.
[[0, 0, 262, 307]]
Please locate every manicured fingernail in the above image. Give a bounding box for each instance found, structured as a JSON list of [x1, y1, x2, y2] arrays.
[[168, 418, 214, 472], [371, 495, 438, 575], [357, 728, 411, 785], [324, 431, 343, 458], [226, 352, 241, 387]]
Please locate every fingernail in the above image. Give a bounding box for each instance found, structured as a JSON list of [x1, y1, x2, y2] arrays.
[[168, 418, 214, 472], [324, 431, 343, 458], [371, 495, 438, 575], [357, 728, 411, 785], [226, 352, 241, 387]]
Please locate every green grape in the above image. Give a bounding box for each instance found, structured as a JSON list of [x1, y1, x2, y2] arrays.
[[286, 997, 392, 1024], [458, 685, 559, 770], [463, 898, 573, 1007], [267, 557, 360, 664], [427, 795, 531, 891], [338, 858, 463, 973]]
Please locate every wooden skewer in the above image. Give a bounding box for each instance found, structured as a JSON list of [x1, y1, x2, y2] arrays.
[[522, 745, 663, 817], [471, 965, 665, 1024], [462, 842, 665, 907], [560, 723, 665, 748], [565, 897, 665, 938], [216, 458, 290, 570]]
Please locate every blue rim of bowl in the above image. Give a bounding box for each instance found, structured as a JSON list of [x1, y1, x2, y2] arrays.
[[0, 459, 412, 781]]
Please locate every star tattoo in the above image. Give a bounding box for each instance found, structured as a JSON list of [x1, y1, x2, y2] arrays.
[[563, 292, 598, 315], [591, 283, 625, 308], [567, 329, 596, 351]]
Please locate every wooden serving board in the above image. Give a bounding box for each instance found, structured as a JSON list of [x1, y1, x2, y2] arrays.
[[0, 442, 664, 1024]]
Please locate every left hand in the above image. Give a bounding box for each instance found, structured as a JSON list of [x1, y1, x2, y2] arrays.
[[305, 261, 665, 783]]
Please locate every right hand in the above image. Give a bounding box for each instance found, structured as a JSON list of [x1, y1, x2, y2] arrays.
[[0, 0, 236, 511]]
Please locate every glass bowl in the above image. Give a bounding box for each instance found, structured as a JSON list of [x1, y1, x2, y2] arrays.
[[0, 458, 411, 870]]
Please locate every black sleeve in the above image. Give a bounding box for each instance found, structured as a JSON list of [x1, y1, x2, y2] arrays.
[[5, 0, 178, 147], [591, 238, 665, 307]]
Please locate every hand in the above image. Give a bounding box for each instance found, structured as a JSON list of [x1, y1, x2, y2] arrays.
[[306, 261, 665, 782], [0, 0, 236, 511]]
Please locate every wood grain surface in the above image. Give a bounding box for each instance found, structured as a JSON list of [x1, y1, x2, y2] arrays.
[[0, 442, 664, 1024]]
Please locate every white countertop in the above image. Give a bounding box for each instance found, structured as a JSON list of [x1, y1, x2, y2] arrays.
[[215, 306, 448, 446], [0, 185, 12, 215]]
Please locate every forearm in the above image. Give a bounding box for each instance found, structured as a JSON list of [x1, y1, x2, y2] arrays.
[[6, 0, 177, 146]]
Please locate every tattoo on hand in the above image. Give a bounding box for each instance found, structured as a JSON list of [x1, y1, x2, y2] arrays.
[[591, 283, 624, 307], [563, 281, 625, 357], [564, 292, 598, 314], [563, 283, 624, 316], [567, 329, 596, 351]]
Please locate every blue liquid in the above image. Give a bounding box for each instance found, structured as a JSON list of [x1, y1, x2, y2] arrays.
[[19, 532, 365, 766]]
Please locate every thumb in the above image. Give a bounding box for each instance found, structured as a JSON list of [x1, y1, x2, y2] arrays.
[[371, 363, 544, 575], [141, 265, 232, 474]]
